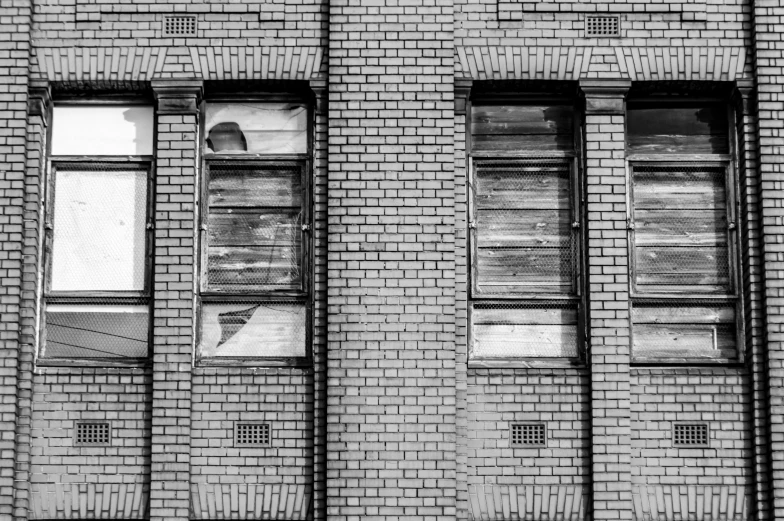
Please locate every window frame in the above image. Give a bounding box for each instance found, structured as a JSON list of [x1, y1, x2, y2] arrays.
[[39, 99, 156, 366], [196, 96, 313, 367], [626, 101, 745, 364], [467, 96, 586, 368]]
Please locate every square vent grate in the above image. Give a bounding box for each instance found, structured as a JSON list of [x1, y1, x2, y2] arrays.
[[235, 422, 271, 447], [511, 423, 547, 447], [75, 422, 111, 446], [163, 15, 197, 36], [673, 423, 709, 446], [585, 15, 620, 37]]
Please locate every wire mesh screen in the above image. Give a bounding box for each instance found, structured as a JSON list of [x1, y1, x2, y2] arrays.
[[50, 164, 148, 292], [632, 300, 737, 360], [472, 159, 576, 297], [673, 423, 709, 446], [632, 164, 731, 293], [42, 303, 149, 359], [199, 300, 306, 358], [206, 162, 303, 291], [470, 301, 578, 358]]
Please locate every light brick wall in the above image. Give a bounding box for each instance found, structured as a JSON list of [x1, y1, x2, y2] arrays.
[[582, 82, 633, 521], [326, 0, 457, 518]]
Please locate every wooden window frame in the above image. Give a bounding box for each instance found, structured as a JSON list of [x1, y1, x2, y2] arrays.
[[40, 157, 155, 366], [627, 103, 745, 365], [196, 97, 313, 367], [467, 97, 586, 368]]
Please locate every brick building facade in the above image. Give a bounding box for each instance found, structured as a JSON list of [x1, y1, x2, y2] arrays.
[[0, 0, 782, 520]]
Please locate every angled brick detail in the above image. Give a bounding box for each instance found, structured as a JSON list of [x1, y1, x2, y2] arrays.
[[29, 483, 149, 520], [188, 47, 325, 81], [33, 47, 167, 84], [467, 485, 590, 521], [189, 483, 312, 520]]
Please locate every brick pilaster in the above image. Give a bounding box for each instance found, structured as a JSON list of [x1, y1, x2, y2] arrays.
[[0, 1, 32, 519], [581, 79, 633, 521], [10, 82, 50, 521], [326, 0, 457, 519], [149, 80, 202, 521]]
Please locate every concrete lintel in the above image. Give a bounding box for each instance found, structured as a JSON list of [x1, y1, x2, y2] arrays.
[[151, 79, 204, 114], [580, 79, 631, 115]]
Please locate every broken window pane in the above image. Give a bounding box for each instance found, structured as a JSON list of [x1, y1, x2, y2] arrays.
[[50, 168, 147, 292], [204, 103, 308, 155], [42, 304, 149, 358], [51, 105, 154, 156], [199, 302, 306, 358], [470, 304, 578, 358], [627, 104, 729, 155], [632, 303, 737, 360]]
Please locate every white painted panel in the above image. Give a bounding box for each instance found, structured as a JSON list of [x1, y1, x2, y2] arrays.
[[52, 105, 154, 156], [50, 169, 147, 291]]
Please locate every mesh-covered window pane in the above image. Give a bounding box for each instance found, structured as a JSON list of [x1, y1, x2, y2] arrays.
[[42, 304, 149, 358], [50, 168, 147, 292], [473, 159, 575, 296], [632, 165, 730, 293], [51, 105, 154, 156], [206, 163, 303, 291], [632, 302, 737, 359], [204, 103, 307, 155], [470, 303, 578, 358], [199, 301, 306, 358]]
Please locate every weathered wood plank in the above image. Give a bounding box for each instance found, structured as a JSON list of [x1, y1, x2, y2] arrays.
[[472, 306, 577, 325], [472, 133, 574, 152], [472, 105, 574, 132], [477, 247, 574, 291], [208, 210, 301, 247], [472, 323, 579, 358], [633, 169, 726, 210], [633, 304, 734, 324], [635, 246, 729, 289], [628, 105, 729, 154], [633, 323, 736, 355], [208, 166, 302, 207], [634, 210, 726, 246], [475, 169, 570, 210], [628, 134, 729, 155], [207, 245, 300, 288], [477, 210, 571, 247]]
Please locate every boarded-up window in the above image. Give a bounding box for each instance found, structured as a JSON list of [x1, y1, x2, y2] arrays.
[[199, 101, 310, 362], [205, 162, 303, 292], [628, 102, 739, 362], [469, 101, 580, 362], [42, 163, 151, 361]]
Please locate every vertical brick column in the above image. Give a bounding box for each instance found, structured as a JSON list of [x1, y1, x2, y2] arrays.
[[752, 1, 784, 516], [326, 1, 456, 519], [0, 1, 31, 519], [733, 80, 770, 520], [11, 82, 50, 521], [149, 80, 202, 521], [580, 80, 633, 521]]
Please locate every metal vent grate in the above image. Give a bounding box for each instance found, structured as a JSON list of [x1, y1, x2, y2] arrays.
[[673, 423, 709, 446], [75, 422, 111, 446], [163, 15, 196, 36], [235, 422, 271, 447], [511, 423, 546, 447], [585, 15, 620, 37]]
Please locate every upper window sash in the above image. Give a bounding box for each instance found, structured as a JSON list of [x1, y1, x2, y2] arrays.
[[51, 104, 154, 157]]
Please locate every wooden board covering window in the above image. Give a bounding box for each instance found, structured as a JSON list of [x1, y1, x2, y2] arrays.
[[627, 104, 729, 155], [205, 162, 304, 291], [471, 105, 574, 152], [473, 159, 575, 296], [631, 165, 730, 294]]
